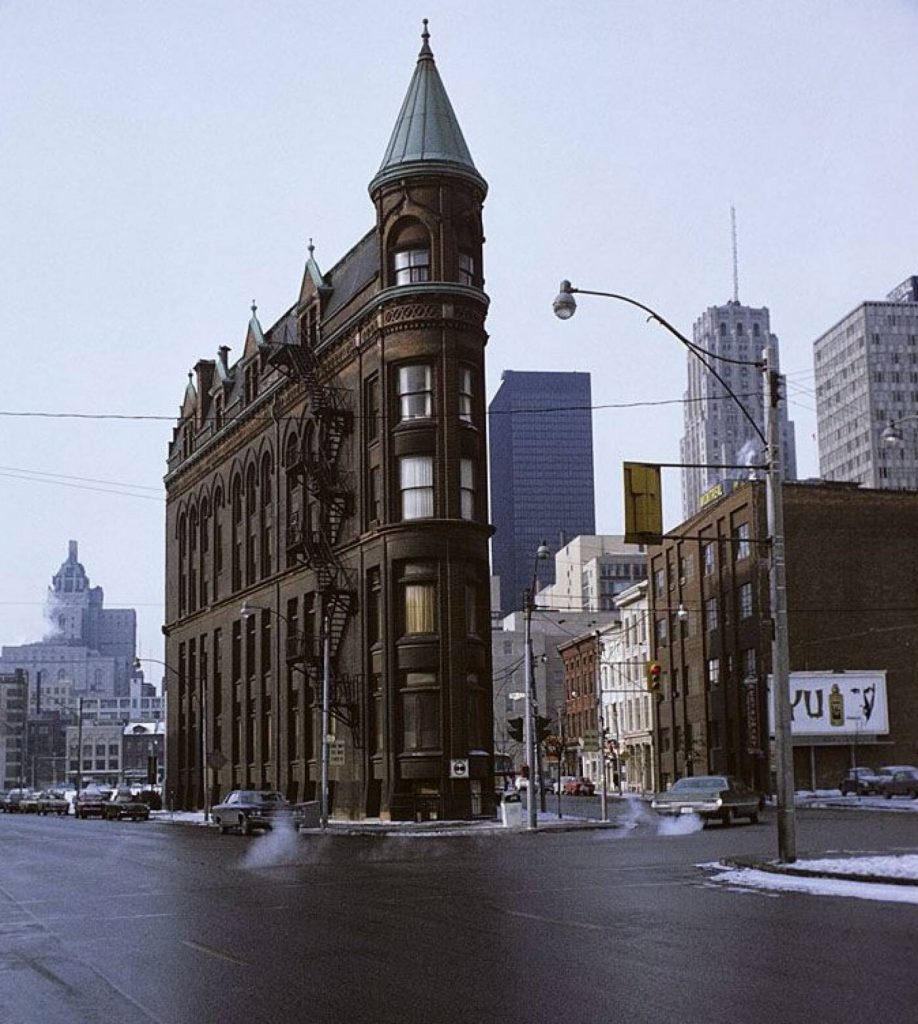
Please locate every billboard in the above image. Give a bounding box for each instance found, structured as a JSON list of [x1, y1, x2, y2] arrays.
[[768, 671, 888, 740]]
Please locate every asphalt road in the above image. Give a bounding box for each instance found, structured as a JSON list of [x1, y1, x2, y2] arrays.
[[1, 807, 916, 1024]]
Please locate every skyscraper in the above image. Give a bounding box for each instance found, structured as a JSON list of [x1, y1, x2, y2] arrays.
[[680, 302, 797, 518], [815, 275, 918, 489], [488, 370, 595, 614]]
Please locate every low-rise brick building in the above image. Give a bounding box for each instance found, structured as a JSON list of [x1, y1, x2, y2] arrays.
[[649, 480, 918, 791]]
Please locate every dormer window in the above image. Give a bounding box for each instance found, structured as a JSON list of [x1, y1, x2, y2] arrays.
[[458, 252, 475, 287], [394, 248, 430, 285], [244, 362, 259, 404]]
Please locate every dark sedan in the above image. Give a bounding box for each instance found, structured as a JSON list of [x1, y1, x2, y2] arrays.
[[651, 775, 763, 826], [212, 790, 293, 835], [37, 790, 70, 816], [103, 789, 150, 821], [877, 768, 918, 800]]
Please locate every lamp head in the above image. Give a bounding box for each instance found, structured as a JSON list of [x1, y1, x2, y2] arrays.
[[676, 603, 689, 622], [239, 601, 258, 620], [882, 419, 904, 446], [552, 280, 577, 320], [536, 540, 551, 560]]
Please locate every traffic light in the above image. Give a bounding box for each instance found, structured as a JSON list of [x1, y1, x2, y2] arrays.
[[507, 716, 524, 742], [536, 715, 552, 743], [646, 660, 663, 691]]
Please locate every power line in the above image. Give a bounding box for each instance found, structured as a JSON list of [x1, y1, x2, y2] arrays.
[[0, 465, 162, 493]]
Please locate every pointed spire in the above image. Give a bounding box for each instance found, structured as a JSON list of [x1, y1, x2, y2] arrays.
[[248, 300, 267, 349], [369, 22, 486, 196]]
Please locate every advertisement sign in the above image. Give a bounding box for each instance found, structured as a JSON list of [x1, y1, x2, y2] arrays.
[[768, 671, 888, 740]]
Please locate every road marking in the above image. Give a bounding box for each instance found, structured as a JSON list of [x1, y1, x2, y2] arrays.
[[182, 939, 251, 966]]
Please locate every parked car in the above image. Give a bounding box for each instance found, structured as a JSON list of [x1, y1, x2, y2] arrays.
[[3, 788, 36, 813], [211, 790, 293, 835], [18, 790, 42, 813], [74, 786, 113, 819], [103, 788, 151, 821], [651, 775, 763, 825], [563, 777, 596, 796], [37, 790, 70, 816], [839, 766, 881, 796], [877, 768, 918, 800]]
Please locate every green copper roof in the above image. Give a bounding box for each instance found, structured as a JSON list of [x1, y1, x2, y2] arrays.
[[370, 22, 486, 195]]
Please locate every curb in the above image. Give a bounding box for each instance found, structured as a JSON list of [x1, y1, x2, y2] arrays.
[[719, 855, 918, 887]]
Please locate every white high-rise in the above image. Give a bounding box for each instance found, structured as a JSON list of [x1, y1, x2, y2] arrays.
[[815, 276, 918, 489], [680, 301, 797, 519]]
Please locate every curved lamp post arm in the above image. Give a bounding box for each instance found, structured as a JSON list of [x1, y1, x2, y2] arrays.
[[554, 281, 767, 449]]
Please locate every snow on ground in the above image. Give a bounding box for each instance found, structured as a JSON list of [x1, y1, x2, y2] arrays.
[[705, 864, 918, 905]]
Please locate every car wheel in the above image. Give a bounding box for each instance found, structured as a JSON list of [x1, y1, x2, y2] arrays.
[[240, 814, 252, 836], [885, 792, 892, 800], [721, 808, 733, 827], [749, 810, 759, 824]]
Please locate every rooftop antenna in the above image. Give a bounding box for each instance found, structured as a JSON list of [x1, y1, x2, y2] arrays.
[[731, 205, 739, 303]]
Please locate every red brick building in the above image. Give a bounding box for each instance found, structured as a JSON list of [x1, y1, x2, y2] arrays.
[[649, 480, 918, 791], [164, 27, 494, 820]]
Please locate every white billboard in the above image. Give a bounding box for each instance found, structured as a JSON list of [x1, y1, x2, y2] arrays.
[[768, 671, 889, 739]]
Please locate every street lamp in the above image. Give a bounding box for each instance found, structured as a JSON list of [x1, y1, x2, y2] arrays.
[[240, 600, 332, 829], [523, 541, 551, 830], [553, 279, 797, 862]]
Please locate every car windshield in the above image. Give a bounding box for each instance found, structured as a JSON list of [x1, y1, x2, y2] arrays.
[[670, 776, 728, 792]]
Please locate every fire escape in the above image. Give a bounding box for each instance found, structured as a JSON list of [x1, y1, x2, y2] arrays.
[[268, 319, 360, 742]]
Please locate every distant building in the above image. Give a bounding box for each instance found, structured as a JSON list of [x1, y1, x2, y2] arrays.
[[0, 670, 27, 790], [488, 371, 595, 615], [649, 480, 918, 791], [815, 275, 918, 488], [0, 541, 142, 711], [680, 302, 796, 518], [535, 535, 646, 614], [491, 608, 616, 775]]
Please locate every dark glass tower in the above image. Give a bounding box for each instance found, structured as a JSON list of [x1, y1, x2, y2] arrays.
[[489, 371, 596, 613]]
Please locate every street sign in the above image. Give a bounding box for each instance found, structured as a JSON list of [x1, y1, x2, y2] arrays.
[[329, 740, 346, 766], [449, 758, 469, 779], [580, 729, 599, 752]]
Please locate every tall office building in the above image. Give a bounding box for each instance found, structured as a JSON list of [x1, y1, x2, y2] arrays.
[[815, 275, 918, 489], [680, 302, 797, 518], [489, 370, 595, 614]]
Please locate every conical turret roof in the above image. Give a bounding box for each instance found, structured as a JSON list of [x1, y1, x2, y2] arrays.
[[370, 21, 486, 195]]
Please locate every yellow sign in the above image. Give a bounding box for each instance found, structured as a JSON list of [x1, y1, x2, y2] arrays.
[[623, 462, 663, 545]]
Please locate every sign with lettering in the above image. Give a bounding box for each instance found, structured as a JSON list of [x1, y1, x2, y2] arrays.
[[768, 671, 888, 739]]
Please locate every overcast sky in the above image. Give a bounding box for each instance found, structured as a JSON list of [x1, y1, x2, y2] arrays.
[[2, 1, 916, 673]]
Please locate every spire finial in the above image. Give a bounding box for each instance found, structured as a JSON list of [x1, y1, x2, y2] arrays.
[[419, 18, 432, 58], [187, 371, 193, 384], [251, 300, 257, 317], [731, 205, 739, 304], [307, 237, 315, 258]]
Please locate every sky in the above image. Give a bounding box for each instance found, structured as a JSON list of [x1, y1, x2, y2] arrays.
[[2, 1, 917, 673]]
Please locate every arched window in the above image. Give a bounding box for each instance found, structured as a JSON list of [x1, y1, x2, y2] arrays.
[[231, 477, 243, 591], [188, 507, 199, 613], [178, 513, 188, 616], [199, 496, 211, 607], [388, 218, 431, 287], [245, 464, 258, 585], [285, 434, 301, 569], [213, 486, 224, 601], [260, 453, 274, 578]]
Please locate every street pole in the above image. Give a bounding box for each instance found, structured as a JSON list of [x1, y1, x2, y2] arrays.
[[556, 702, 563, 820], [76, 697, 84, 795], [523, 587, 537, 830], [765, 339, 796, 863], [320, 612, 331, 830], [595, 633, 608, 821], [201, 671, 210, 822]]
